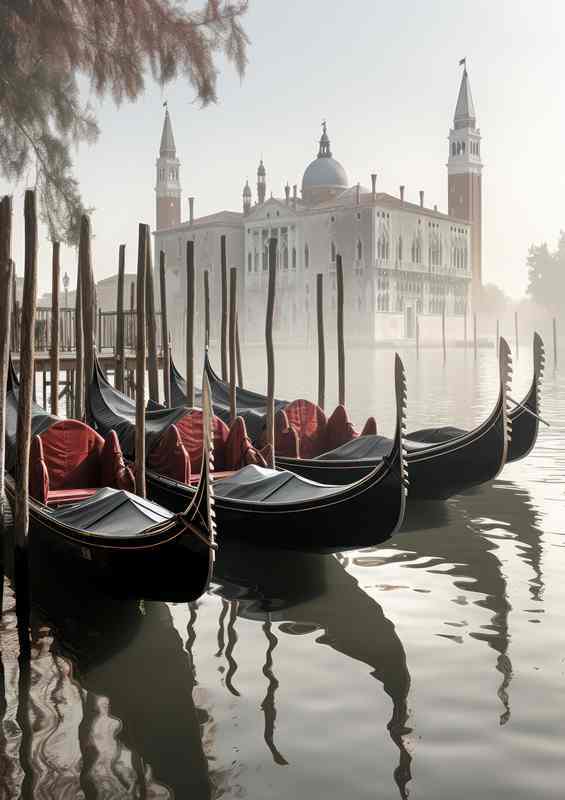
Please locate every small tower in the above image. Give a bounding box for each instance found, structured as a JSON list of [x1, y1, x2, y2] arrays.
[[155, 106, 181, 230], [448, 61, 483, 301], [242, 180, 252, 215], [257, 159, 266, 205]]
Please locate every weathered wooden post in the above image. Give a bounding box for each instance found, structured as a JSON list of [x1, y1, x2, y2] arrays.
[[50, 241, 60, 416], [115, 244, 126, 392], [496, 319, 500, 352], [442, 304, 447, 365], [235, 314, 244, 388], [186, 240, 195, 407], [79, 216, 95, 408], [514, 311, 519, 360], [229, 267, 238, 422], [97, 307, 102, 351], [316, 273, 325, 409], [336, 254, 345, 406], [553, 317, 558, 370], [15, 190, 38, 562], [146, 239, 159, 403], [220, 234, 228, 381], [129, 280, 135, 348], [135, 224, 148, 499], [0, 196, 13, 527], [159, 251, 171, 407], [473, 312, 478, 361], [74, 269, 83, 419], [203, 269, 210, 348], [265, 238, 277, 466]]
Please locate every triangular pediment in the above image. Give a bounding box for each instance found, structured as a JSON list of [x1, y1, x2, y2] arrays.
[[246, 197, 298, 221]]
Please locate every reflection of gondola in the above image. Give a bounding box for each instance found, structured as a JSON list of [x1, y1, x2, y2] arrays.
[[0, 578, 213, 798], [171, 339, 512, 501], [4, 363, 216, 600], [212, 539, 413, 799], [89, 356, 408, 553]]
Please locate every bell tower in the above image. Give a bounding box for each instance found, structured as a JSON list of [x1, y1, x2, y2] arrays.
[[156, 106, 181, 230], [257, 159, 266, 205], [448, 61, 482, 300]]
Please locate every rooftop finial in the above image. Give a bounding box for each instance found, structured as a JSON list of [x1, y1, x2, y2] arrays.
[[318, 120, 332, 158]]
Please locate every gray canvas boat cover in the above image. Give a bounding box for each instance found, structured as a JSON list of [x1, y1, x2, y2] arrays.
[[315, 434, 431, 462], [47, 487, 174, 536], [88, 361, 188, 458], [213, 464, 344, 504]]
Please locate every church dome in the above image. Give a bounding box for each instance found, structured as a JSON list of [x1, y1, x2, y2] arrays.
[[302, 156, 348, 192], [301, 122, 348, 202]]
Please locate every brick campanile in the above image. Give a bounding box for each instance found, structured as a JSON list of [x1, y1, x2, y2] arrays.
[[155, 107, 181, 231], [448, 63, 483, 304]]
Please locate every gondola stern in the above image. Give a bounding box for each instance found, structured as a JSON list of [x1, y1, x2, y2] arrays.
[[498, 336, 512, 470]]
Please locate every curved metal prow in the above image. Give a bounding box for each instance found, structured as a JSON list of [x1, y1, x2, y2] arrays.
[[394, 353, 409, 495], [498, 336, 512, 472]]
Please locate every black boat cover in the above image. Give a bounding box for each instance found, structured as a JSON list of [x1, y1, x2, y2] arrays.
[[47, 487, 174, 536], [212, 464, 344, 504], [315, 434, 431, 462], [5, 376, 58, 472], [406, 426, 467, 444], [88, 361, 188, 458], [171, 360, 287, 442]]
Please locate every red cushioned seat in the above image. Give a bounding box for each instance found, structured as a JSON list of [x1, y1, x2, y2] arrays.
[[175, 410, 230, 473], [280, 399, 327, 459], [29, 420, 135, 506], [148, 424, 190, 484], [274, 409, 300, 458], [325, 405, 359, 452], [361, 417, 378, 436]]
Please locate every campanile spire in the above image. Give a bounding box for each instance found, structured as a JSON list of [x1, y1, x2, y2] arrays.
[[156, 106, 181, 230]]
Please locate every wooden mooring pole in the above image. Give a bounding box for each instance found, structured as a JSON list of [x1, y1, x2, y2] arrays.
[[229, 267, 238, 423], [220, 234, 228, 381], [316, 273, 325, 409], [496, 319, 500, 353], [74, 269, 83, 419], [0, 196, 13, 527], [50, 241, 60, 416], [159, 251, 171, 407], [79, 216, 95, 408], [186, 240, 195, 407], [235, 315, 244, 389], [135, 224, 148, 498], [15, 190, 38, 565], [115, 244, 126, 392], [336, 254, 345, 406], [204, 269, 210, 349], [146, 240, 159, 403], [553, 317, 558, 370], [128, 280, 135, 395], [265, 238, 277, 466], [442, 304, 447, 365]]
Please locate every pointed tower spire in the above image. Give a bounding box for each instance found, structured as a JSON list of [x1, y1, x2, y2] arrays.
[[243, 179, 252, 214], [453, 62, 476, 129], [155, 105, 181, 230]]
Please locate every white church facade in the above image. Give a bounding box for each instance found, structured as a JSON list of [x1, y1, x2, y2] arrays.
[[154, 64, 482, 345]]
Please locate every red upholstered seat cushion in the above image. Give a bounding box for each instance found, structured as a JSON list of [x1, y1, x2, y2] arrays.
[[46, 488, 99, 506], [283, 399, 327, 459], [39, 419, 104, 489], [361, 417, 378, 436], [325, 405, 359, 452], [175, 410, 230, 472], [149, 424, 190, 484], [274, 409, 300, 458], [224, 416, 268, 470], [101, 430, 136, 492]]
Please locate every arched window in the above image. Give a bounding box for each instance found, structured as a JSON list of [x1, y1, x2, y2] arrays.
[[292, 247, 297, 269], [461, 142, 465, 154], [282, 245, 288, 270], [457, 141, 461, 155], [330, 241, 337, 262], [452, 142, 456, 156], [248, 253, 252, 273], [304, 244, 310, 268], [398, 235, 403, 263], [356, 239, 363, 261]]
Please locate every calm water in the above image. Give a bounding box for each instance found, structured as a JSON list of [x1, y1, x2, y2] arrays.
[[2, 335, 564, 799]]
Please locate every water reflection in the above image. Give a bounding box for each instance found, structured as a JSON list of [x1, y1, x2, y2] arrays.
[[0, 580, 212, 799], [212, 540, 413, 799]]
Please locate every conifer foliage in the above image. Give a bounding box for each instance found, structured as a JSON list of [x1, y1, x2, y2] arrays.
[[0, 1, 249, 243]]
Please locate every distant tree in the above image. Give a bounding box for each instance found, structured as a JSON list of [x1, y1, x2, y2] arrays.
[[0, 0, 249, 243], [526, 236, 564, 310], [476, 283, 510, 315]]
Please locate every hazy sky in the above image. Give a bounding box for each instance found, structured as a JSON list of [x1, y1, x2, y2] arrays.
[[6, 0, 565, 298]]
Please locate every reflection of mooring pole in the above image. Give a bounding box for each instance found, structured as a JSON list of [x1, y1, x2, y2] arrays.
[[261, 618, 289, 766], [225, 600, 240, 697]]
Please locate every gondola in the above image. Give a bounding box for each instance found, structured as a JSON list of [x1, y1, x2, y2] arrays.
[[3, 364, 216, 599], [88, 354, 408, 553], [170, 339, 513, 500], [404, 332, 545, 463]]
